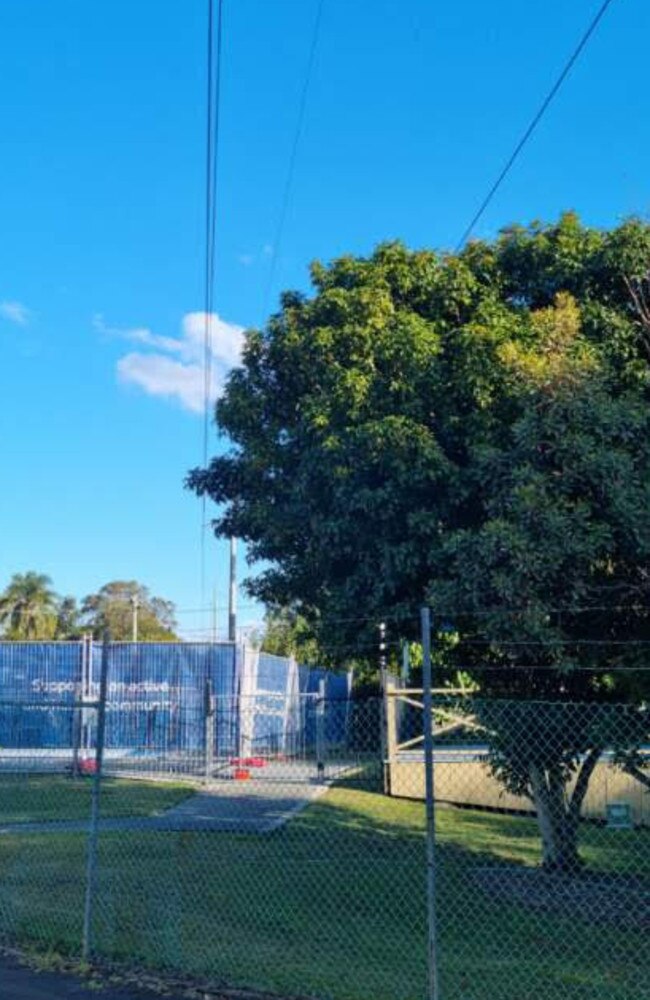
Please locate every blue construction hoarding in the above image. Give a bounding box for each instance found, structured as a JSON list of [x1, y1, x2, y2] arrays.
[[0, 641, 351, 756]]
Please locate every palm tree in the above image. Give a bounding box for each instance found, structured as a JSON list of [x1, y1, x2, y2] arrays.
[[56, 596, 81, 639], [0, 572, 59, 639]]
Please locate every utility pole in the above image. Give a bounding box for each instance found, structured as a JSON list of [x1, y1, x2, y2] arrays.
[[228, 537, 237, 642], [131, 594, 139, 643]]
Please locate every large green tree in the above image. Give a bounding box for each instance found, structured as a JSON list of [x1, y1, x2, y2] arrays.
[[261, 606, 323, 663], [188, 214, 650, 869], [81, 581, 178, 641], [0, 572, 59, 639]]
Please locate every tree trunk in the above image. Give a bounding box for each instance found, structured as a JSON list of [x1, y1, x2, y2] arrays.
[[529, 765, 579, 871], [528, 750, 601, 873]]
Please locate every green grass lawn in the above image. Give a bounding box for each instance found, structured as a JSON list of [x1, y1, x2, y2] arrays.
[[0, 774, 193, 823], [0, 776, 647, 1000]]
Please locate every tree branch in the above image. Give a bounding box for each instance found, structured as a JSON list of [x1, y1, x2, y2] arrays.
[[569, 747, 602, 821], [621, 761, 650, 793]]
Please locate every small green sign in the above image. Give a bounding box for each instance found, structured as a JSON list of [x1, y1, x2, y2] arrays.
[[606, 802, 632, 830]]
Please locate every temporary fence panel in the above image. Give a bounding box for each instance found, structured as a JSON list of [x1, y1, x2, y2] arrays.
[[0, 641, 85, 752], [0, 641, 347, 769], [298, 665, 353, 748], [248, 650, 297, 755], [95, 642, 238, 754]]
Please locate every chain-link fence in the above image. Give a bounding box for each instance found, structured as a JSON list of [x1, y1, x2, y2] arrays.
[[385, 682, 650, 1000], [0, 641, 648, 999]]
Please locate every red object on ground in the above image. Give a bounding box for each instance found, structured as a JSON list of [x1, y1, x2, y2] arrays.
[[233, 768, 251, 780], [77, 758, 97, 776], [230, 756, 267, 768]]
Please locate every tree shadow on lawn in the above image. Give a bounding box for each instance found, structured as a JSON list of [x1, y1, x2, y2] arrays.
[[280, 786, 650, 997], [290, 785, 650, 926]]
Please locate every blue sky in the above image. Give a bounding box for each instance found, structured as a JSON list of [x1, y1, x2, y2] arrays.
[[0, 0, 647, 639]]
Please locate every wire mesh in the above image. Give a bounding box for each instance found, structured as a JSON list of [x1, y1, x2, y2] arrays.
[[388, 687, 650, 1000], [0, 642, 649, 1000], [0, 700, 94, 953]]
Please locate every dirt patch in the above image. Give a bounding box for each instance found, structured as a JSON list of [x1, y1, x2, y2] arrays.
[[473, 865, 650, 927]]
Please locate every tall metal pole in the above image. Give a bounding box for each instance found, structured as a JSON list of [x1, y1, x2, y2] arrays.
[[421, 606, 439, 1000], [378, 621, 388, 791], [228, 536, 237, 642], [131, 594, 139, 643], [82, 630, 109, 961]]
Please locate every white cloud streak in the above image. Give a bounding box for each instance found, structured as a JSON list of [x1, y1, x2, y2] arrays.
[[0, 300, 30, 326], [101, 312, 246, 413]]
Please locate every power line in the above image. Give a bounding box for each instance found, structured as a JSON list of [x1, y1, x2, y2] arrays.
[[456, 0, 616, 251], [203, 0, 224, 457], [261, 0, 325, 320], [434, 602, 650, 619], [200, 0, 225, 607], [455, 638, 650, 648], [439, 663, 650, 674], [172, 601, 650, 625]]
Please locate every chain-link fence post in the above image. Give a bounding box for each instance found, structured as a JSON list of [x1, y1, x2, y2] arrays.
[[71, 638, 84, 777], [204, 678, 215, 782], [316, 678, 326, 782], [421, 606, 439, 1000], [378, 622, 389, 792], [82, 630, 109, 961]]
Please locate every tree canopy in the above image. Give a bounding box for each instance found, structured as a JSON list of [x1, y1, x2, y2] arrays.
[[188, 213, 650, 666], [188, 214, 650, 869], [260, 607, 323, 663], [0, 572, 60, 639], [0, 575, 178, 642], [80, 580, 178, 641]]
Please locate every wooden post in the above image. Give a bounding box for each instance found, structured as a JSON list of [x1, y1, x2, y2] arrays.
[[385, 680, 398, 790]]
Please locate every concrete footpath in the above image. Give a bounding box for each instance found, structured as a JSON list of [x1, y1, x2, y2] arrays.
[[0, 956, 173, 1000], [0, 776, 332, 837], [0, 955, 292, 1000], [0, 761, 351, 838]]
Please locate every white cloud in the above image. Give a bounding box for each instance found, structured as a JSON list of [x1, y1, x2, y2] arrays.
[[0, 300, 30, 326], [104, 311, 245, 413], [93, 313, 184, 354], [117, 353, 207, 413], [181, 312, 245, 369]]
